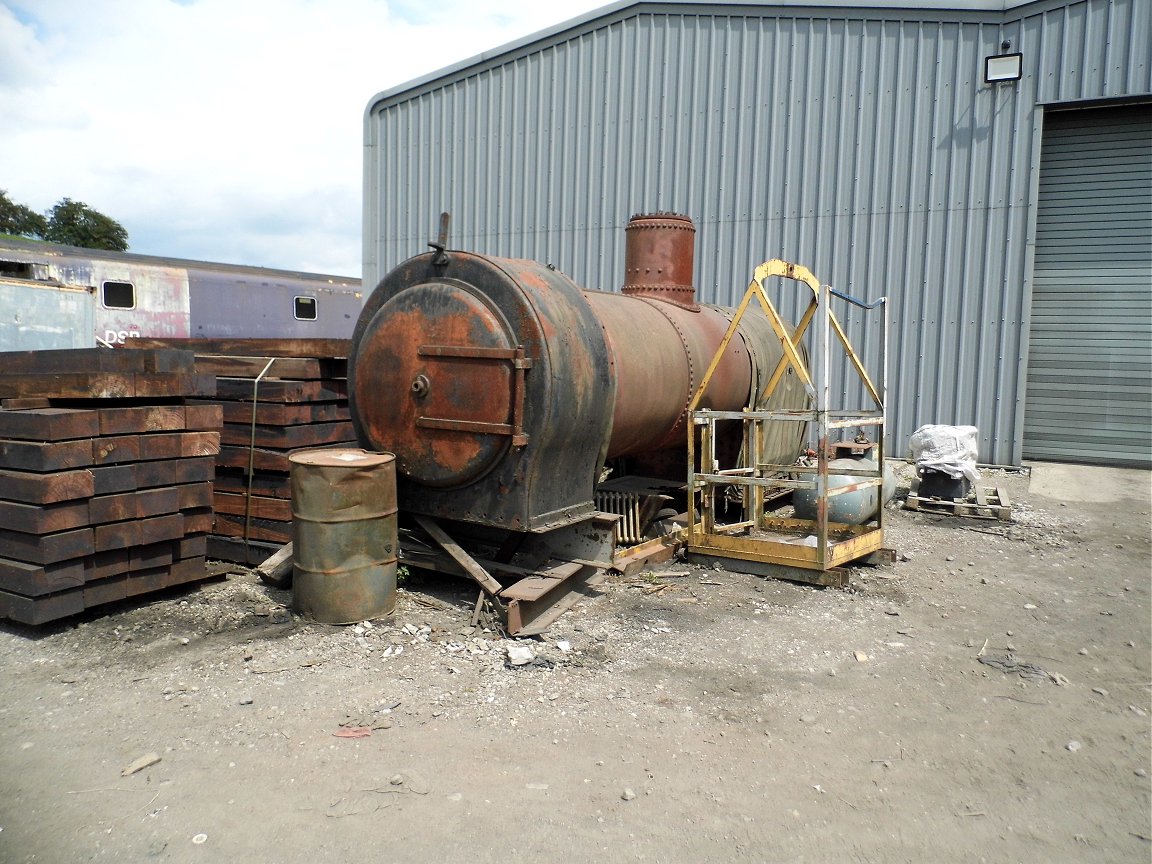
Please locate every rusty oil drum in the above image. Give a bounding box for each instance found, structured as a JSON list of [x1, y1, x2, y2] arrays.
[[289, 448, 398, 624]]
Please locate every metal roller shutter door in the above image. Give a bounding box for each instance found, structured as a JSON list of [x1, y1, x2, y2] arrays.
[[1023, 104, 1152, 467]]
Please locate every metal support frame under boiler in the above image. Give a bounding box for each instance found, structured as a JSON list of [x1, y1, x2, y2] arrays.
[[686, 260, 888, 582]]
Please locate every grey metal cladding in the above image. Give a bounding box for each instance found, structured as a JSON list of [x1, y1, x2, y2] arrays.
[[364, 0, 1152, 464]]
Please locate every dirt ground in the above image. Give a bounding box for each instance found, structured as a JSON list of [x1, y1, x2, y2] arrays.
[[0, 462, 1148, 864]]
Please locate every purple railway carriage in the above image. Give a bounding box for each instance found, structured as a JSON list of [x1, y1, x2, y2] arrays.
[[0, 236, 362, 351]]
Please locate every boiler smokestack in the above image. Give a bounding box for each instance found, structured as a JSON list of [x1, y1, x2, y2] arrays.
[[622, 212, 698, 309]]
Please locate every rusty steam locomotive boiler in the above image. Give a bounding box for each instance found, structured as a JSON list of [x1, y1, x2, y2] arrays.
[[348, 213, 807, 538]]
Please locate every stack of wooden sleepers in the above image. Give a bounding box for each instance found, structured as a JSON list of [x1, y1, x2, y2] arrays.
[[0, 348, 220, 625], [121, 339, 355, 564]]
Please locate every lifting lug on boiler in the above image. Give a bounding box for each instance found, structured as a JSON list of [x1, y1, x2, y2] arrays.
[[428, 211, 451, 266]]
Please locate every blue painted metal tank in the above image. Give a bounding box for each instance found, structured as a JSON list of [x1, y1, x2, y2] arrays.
[[793, 452, 897, 525]]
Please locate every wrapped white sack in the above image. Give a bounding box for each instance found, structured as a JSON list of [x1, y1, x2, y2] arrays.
[[909, 424, 980, 485]]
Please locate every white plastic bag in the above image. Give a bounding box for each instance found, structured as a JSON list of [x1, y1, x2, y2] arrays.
[[908, 424, 980, 485]]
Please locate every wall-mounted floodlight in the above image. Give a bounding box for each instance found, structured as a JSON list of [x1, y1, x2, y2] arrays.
[[985, 52, 1023, 83]]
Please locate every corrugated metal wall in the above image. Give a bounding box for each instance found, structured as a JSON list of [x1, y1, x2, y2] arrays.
[[364, 0, 1152, 464]]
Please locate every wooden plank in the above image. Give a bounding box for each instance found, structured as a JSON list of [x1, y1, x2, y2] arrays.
[[133, 457, 202, 489], [0, 468, 95, 504], [0, 408, 100, 441], [136, 487, 182, 518], [179, 534, 207, 559], [212, 469, 291, 498], [0, 347, 195, 375], [0, 372, 216, 400], [217, 444, 350, 472], [93, 513, 184, 552], [117, 338, 351, 358], [192, 356, 347, 380], [1, 398, 51, 410], [98, 405, 186, 435], [90, 464, 137, 495], [181, 508, 214, 534], [134, 431, 219, 461], [179, 431, 220, 456], [212, 491, 292, 521], [125, 565, 170, 597], [93, 520, 140, 552], [168, 556, 209, 586], [0, 527, 93, 564], [414, 515, 504, 596], [137, 432, 184, 461], [130, 541, 175, 572], [84, 574, 129, 608], [176, 482, 213, 510], [206, 534, 280, 565], [0, 499, 89, 534], [213, 377, 347, 403], [0, 439, 93, 471], [139, 513, 185, 545], [187, 398, 349, 426], [183, 403, 223, 431], [0, 585, 85, 625], [87, 549, 131, 582], [0, 556, 85, 596], [255, 542, 294, 588], [174, 456, 216, 485], [87, 492, 138, 525], [92, 435, 141, 465], [995, 486, 1013, 520], [218, 420, 356, 448], [974, 487, 989, 508], [212, 512, 291, 544]]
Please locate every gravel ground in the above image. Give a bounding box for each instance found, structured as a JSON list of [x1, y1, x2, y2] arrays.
[[0, 463, 1148, 863]]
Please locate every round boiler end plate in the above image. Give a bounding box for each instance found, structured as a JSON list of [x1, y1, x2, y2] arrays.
[[352, 281, 515, 489]]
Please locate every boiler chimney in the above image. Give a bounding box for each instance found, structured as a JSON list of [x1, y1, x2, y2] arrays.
[[622, 212, 698, 309]]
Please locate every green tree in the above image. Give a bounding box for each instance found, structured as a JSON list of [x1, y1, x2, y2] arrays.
[[0, 189, 48, 238], [44, 198, 129, 251]]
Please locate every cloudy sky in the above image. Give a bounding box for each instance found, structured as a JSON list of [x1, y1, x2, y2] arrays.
[[0, 0, 608, 276]]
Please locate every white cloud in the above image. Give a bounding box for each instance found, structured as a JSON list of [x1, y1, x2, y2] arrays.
[[0, 0, 607, 275]]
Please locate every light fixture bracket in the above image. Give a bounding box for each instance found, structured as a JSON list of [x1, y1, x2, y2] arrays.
[[985, 52, 1023, 84]]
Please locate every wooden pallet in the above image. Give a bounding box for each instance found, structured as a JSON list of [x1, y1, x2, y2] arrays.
[[904, 479, 1013, 521]]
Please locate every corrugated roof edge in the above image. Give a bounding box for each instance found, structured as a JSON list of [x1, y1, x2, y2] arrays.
[[0, 235, 360, 285], [363, 0, 1060, 116]]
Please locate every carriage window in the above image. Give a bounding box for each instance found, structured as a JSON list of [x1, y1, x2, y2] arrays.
[[102, 281, 135, 309], [294, 296, 317, 321], [0, 260, 33, 279]]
